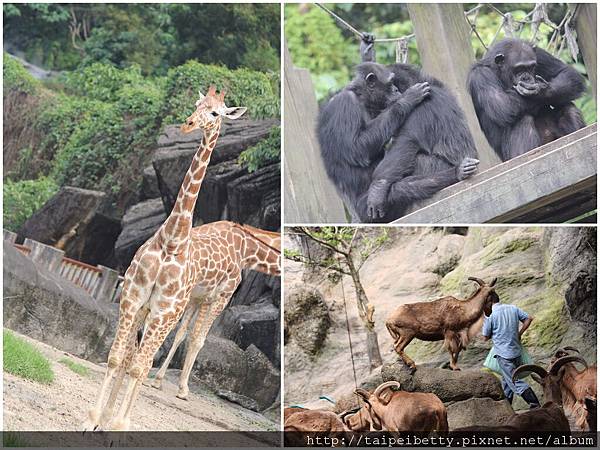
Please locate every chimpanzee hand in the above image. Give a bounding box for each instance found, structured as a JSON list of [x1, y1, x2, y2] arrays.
[[367, 179, 391, 220], [456, 157, 479, 181], [402, 82, 430, 106], [360, 33, 376, 62], [514, 80, 541, 97]]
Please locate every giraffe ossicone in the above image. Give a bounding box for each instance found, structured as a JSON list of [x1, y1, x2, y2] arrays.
[[82, 85, 274, 431]]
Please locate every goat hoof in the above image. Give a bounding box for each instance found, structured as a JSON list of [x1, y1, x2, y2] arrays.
[[151, 378, 163, 390]]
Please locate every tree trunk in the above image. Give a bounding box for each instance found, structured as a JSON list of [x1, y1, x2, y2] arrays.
[[346, 256, 383, 369]]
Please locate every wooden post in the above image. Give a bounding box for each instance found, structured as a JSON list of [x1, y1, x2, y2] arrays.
[[283, 42, 346, 223], [570, 3, 597, 101], [408, 3, 501, 170]]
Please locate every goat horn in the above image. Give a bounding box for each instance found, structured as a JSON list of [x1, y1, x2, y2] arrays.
[[512, 364, 548, 383], [338, 408, 360, 420], [549, 355, 587, 375], [373, 381, 400, 398], [354, 388, 370, 401], [468, 277, 485, 286]]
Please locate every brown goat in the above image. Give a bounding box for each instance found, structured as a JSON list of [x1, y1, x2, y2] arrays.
[[452, 355, 580, 434], [347, 381, 448, 433], [386, 277, 496, 370], [284, 409, 348, 447], [549, 347, 597, 431]]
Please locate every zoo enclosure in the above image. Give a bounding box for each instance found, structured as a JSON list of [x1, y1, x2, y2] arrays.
[[284, 3, 597, 224]]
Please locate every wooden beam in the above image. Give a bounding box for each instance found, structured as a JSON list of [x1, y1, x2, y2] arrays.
[[394, 124, 597, 224], [570, 3, 597, 101], [407, 3, 501, 171], [283, 42, 346, 223]]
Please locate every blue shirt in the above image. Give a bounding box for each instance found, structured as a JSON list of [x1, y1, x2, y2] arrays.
[[482, 304, 529, 359]]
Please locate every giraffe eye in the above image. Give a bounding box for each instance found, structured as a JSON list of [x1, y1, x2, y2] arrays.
[[210, 111, 219, 117]]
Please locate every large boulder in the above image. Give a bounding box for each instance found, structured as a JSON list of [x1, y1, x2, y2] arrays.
[[153, 119, 278, 223], [381, 360, 504, 402], [191, 336, 279, 411], [3, 244, 117, 362], [284, 285, 331, 356], [18, 186, 121, 268], [447, 397, 514, 429], [114, 198, 166, 270], [544, 227, 597, 326]]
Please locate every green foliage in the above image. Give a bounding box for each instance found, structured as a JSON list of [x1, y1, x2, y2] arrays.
[[61, 63, 146, 102], [285, 4, 356, 100], [3, 329, 55, 384], [239, 126, 280, 172], [3, 53, 39, 94], [161, 60, 279, 122], [58, 357, 90, 377], [3, 177, 58, 231]]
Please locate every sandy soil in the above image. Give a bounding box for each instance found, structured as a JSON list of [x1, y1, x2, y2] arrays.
[[4, 332, 278, 436]]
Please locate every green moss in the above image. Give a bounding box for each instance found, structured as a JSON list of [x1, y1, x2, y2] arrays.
[[481, 235, 537, 267], [501, 237, 537, 254], [438, 265, 467, 295], [3, 329, 54, 384], [521, 289, 569, 350]]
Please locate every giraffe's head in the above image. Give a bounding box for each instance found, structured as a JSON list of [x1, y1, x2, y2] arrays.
[[181, 85, 247, 134]]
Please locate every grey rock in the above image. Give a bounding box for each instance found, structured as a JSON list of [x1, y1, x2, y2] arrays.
[[192, 337, 280, 411], [217, 389, 260, 411], [3, 245, 117, 362], [114, 198, 166, 270], [18, 186, 120, 268], [447, 397, 514, 429], [141, 165, 161, 200], [381, 360, 505, 402], [284, 285, 330, 356]]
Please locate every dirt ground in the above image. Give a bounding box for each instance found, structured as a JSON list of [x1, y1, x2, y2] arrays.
[[3, 332, 278, 437]]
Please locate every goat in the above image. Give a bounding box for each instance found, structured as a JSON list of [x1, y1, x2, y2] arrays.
[[452, 355, 581, 434], [347, 381, 448, 433], [549, 347, 597, 431], [284, 409, 348, 447], [386, 277, 496, 370], [284, 406, 307, 424]]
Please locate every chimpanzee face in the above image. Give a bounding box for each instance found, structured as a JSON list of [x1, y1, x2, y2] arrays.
[[353, 62, 398, 112], [494, 41, 537, 89]]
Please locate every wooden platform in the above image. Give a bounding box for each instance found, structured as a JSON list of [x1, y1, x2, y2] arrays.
[[394, 124, 597, 224]]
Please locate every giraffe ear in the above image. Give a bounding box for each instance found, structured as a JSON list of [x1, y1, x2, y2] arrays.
[[221, 106, 247, 120]]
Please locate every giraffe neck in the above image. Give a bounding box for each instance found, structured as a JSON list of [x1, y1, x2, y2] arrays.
[[161, 121, 222, 249]]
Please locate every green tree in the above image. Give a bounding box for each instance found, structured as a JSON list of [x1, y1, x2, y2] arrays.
[[285, 227, 390, 371]]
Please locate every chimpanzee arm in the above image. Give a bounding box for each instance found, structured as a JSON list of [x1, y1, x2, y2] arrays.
[[534, 48, 586, 105], [468, 65, 531, 129]]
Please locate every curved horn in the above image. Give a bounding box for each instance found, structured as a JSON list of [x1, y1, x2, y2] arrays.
[[373, 381, 400, 398], [338, 407, 360, 420], [468, 277, 485, 286], [549, 355, 588, 375], [354, 388, 370, 402], [512, 364, 548, 383]]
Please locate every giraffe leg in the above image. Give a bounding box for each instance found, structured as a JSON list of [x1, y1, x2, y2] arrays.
[[109, 306, 184, 431], [176, 301, 211, 400], [82, 298, 147, 431], [177, 277, 240, 400], [99, 307, 147, 427], [149, 303, 198, 390]]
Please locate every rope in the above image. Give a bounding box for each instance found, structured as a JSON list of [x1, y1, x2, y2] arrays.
[[339, 259, 359, 400]]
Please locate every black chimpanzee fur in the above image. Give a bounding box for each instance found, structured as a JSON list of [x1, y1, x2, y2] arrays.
[[317, 60, 479, 222], [317, 62, 431, 222], [468, 38, 586, 162]]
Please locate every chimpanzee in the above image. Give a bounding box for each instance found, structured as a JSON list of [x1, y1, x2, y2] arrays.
[[317, 35, 479, 222], [468, 38, 586, 162]]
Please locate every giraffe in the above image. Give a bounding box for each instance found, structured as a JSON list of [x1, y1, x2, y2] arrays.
[[83, 86, 248, 431], [147, 221, 281, 400]]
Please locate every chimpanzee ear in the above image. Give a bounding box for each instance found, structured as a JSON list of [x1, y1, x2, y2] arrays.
[[365, 72, 377, 85], [494, 53, 505, 65]]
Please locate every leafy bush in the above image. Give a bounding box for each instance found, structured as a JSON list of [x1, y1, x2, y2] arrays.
[[3, 53, 39, 94], [3, 177, 58, 231], [3, 329, 55, 383], [161, 60, 279, 123], [239, 126, 280, 172]]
